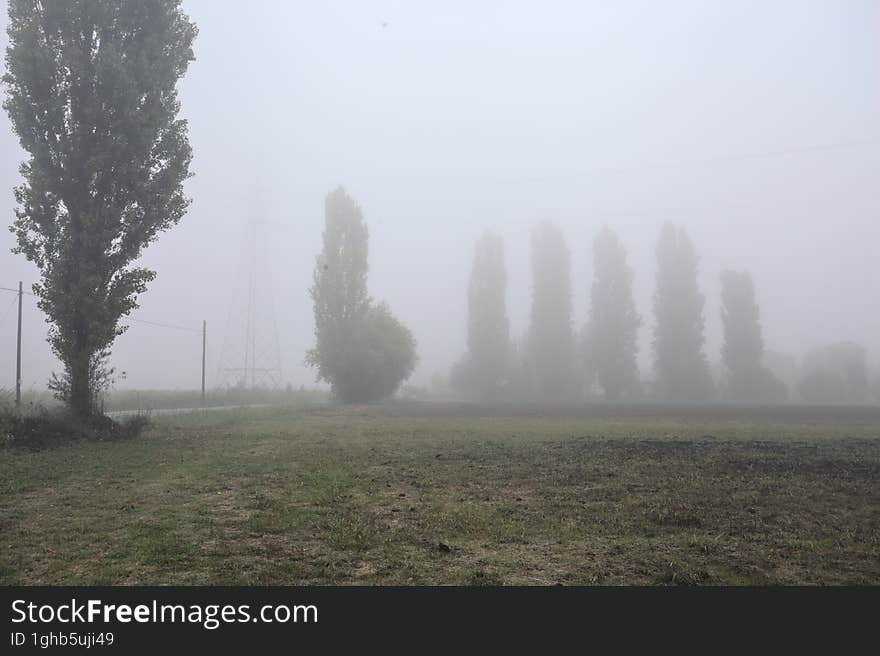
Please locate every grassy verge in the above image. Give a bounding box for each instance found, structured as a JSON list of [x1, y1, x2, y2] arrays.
[[102, 387, 330, 412]]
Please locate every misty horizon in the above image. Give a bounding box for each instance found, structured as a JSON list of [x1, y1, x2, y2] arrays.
[[1, 0, 878, 393]]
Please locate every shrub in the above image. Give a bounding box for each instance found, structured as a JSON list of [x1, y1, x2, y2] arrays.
[[0, 405, 150, 450], [798, 370, 847, 405], [323, 303, 418, 403]]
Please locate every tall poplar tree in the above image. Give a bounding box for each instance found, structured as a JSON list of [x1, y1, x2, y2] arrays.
[[307, 187, 416, 402], [586, 226, 641, 401], [451, 231, 510, 399], [720, 269, 780, 402], [652, 223, 713, 402], [526, 221, 574, 400], [4, 0, 197, 416]]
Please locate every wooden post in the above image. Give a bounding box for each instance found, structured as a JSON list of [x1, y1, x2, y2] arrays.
[[15, 281, 22, 407], [201, 320, 206, 406]]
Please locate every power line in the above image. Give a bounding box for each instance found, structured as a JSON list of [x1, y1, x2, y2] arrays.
[[0, 285, 34, 296], [606, 136, 880, 172], [491, 135, 880, 183], [0, 294, 18, 322], [1, 282, 200, 334], [126, 317, 201, 334]]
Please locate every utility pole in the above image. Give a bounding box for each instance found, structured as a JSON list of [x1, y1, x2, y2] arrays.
[[15, 281, 22, 407], [201, 320, 206, 406]]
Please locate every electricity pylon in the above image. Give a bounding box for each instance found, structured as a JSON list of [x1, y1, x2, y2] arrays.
[[216, 199, 283, 390]]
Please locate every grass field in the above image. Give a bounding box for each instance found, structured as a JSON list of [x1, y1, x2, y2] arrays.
[[1, 402, 878, 585]]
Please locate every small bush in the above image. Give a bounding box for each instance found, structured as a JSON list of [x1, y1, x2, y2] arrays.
[[798, 370, 847, 405], [309, 302, 418, 403], [118, 412, 151, 437], [0, 405, 150, 450]]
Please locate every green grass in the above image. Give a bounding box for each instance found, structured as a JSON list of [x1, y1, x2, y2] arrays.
[[101, 387, 329, 412], [1, 402, 878, 585]]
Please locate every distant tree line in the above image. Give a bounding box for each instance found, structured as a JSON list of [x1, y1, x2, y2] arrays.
[[5, 2, 875, 414], [449, 222, 875, 406]]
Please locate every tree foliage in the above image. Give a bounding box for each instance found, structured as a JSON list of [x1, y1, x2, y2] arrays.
[[306, 188, 417, 402], [719, 270, 786, 403], [798, 342, 869, 404], [450, 231, 510, 399], [585, 226, 641, 401], [3, 0, 197, 416], [652, 223, 714, 401], [762, 349, 799, 393], [525, 221, 575, 400]]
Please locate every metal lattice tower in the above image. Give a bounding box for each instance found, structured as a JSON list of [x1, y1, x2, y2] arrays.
[[216, 202, 283, 390]]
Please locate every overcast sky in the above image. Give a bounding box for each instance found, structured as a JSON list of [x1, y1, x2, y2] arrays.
[[0, 0, 878, 393]]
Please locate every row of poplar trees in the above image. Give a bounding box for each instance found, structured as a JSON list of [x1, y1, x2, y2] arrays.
[[452, 222, 786, 403], [0, 0, 790, 413]]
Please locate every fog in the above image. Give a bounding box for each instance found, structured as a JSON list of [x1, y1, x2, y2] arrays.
[[1, 0, 878, 394]]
